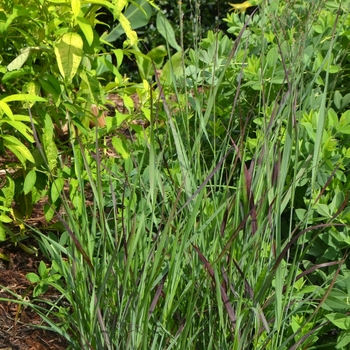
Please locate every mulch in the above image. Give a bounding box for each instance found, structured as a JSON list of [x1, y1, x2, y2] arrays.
[[0, 241, 70, 350]]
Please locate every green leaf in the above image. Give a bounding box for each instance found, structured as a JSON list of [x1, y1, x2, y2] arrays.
[[326, 313, 350, 330], [336, 330, 350, 349], [1, 94, 46, 103], [0, 214, 12, 223], [77, 16, 94, 46], [23, 169, 37, 195], [43, 114, 58, 171], [341, 93, 350, 109], [82, 0, 114, 12], [0, 100, 13, 119], [102, 0, 152, 42], [156, 12, 181, 51], [26, 272, 40, 284], [38, 261, 48, 278], [71, 0, 81, 18], [160, 51, 183, 85], [51, 177, 64, 203], [334, 91, 342, 110], [44, 203, 55, 223], [2, 135, 35, 166], [0, 223, 6, 241], [337, 126, 350, 134], [111, 136, 129, 159], [113, 49, 124, 68], [3, 120, 34, 143], [54, 32, 83, 83], [1, 176, 15, 208], [6, 47, 31, 71], [266, 46, 278, 68], [33, 284, 48, 298]]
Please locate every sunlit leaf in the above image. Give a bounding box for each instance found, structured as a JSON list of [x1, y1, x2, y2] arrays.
[[54, 32, 83, 83]]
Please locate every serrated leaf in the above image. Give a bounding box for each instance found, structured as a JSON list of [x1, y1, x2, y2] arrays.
[[102, 0, 152, 43], [54, 32, 83, 83], [43, 114, 58, 171], [119, 13, 137, 45], [115, 0, 128, 16], [23, 169, 37, 195]]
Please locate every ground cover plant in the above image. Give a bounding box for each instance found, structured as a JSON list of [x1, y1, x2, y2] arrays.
[[1, 0, 350, 349]]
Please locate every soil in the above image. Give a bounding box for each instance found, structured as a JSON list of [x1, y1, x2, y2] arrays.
[[0, 241, 70, 350]]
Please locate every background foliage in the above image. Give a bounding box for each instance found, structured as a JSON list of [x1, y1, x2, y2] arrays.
[[1, 0, 350, 349]]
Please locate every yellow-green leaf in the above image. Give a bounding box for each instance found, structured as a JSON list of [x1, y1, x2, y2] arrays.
[[112, 136, 129, 159], [0, 223, 6, 241], [71, 0, 81, 18], [77, 16, 94, 46], [115, 0, 128, 17], [54, 33, 83, 83], [1, 94, 46, 103], [7, 47, 31, 71], [119, 13, 137, 46], [23, 169, 37, 195], [2, 135, 35, 166], [0, 100, 14, 120]]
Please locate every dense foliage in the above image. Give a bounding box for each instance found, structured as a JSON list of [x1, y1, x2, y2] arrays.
[[1, 0, 350, 349]]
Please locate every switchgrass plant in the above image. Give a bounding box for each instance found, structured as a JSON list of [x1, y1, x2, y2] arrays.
[[3, 0, 350, 349]]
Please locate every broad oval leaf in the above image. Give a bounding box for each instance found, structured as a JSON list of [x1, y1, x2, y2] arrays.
[[112, 136, 129, 159], [54, 33, 83, 83], [51, 177, 64, 203], [23, 169, 37, 195]]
